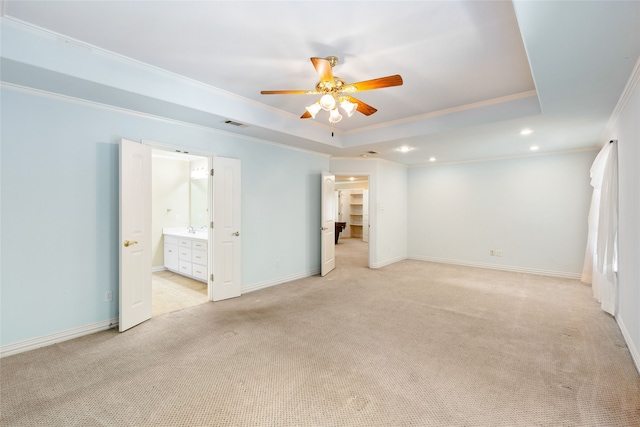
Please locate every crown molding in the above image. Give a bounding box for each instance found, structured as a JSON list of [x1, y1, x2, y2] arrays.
[[603, 55, 640, 145], [1, 82, 331, 159], [408, 146, 599, 168]]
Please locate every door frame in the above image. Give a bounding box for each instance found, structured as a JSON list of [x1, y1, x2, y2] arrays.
[[143, 139, 216, 301], [331, 172, 373, 268]]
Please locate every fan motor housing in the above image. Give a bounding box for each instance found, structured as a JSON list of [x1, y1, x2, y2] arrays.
[[316, 77, 346, 94]]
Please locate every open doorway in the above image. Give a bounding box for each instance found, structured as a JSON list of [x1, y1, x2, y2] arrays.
[[334, 175, 370, 268], [120, 140, 241, 331], [151, 149, 210, 316]]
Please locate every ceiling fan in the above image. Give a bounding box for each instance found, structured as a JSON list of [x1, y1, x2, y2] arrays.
[[260, 56, 403, 124]]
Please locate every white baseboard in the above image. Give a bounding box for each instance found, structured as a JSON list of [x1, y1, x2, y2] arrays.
[[616, 315, 640, 376], [152, 266, 167, 273], [408, 255, 582, 279], [1, 318, 119, 358], [371, 255, 408, 269], [242, 269, 319, 294]]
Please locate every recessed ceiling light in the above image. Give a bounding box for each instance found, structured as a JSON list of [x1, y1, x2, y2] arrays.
[[349, 177, 355, 181], [520, 129, 533, 135], [397, 146, 413, 153], [428, 157, 437, 162], [530, 145, 539, 151]]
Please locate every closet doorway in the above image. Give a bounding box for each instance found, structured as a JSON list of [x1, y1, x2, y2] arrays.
[[151, 149, 210, 316], [334, 175, 370, 268]]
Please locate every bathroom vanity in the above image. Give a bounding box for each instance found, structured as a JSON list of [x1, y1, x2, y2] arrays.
[[163, 228, 208, 282]]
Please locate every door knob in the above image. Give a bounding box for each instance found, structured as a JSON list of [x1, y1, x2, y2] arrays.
[[123, 240, 138, 247], [321, 227, 328, 231], [233, 231, 240, 236]]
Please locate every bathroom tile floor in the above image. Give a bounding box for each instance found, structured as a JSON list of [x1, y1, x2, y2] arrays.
[[152, 270, 208, 317]]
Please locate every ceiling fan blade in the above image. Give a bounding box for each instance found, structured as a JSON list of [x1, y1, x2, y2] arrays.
[[301, 111, 312, 119], [311, 57, 334, 84], [261, 90, 318, 95], [345, 75, 403, 92], [345, 96, 378, 116]]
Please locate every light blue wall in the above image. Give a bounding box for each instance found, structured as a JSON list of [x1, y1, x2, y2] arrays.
[[0, 87, 328, 347], [408, 151, 596, 277]]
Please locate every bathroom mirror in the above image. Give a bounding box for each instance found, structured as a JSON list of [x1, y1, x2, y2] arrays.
[[189, 157, 209, 227], [151, 149, 209, 229]]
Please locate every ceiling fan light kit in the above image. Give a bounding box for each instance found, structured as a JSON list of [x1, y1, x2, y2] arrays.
[[261, 56, 403, 124]]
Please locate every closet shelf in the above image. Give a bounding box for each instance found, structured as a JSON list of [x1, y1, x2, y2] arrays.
[[348, 190, 366, 239]]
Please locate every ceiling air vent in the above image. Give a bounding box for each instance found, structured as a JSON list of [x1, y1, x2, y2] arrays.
[[361, 150, 379, 158], [223, 119, 248, 128]]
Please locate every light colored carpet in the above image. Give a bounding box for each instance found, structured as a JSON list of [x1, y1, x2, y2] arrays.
[[1, 238, 639, 426]]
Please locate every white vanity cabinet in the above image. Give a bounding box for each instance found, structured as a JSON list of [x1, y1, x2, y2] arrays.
[[163, 231, 208, 283]]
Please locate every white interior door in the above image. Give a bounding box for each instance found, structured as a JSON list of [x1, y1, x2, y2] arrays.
[[212, 156, 242, 301], [321, 172, 336, 276], [119, 139, 152, 331]]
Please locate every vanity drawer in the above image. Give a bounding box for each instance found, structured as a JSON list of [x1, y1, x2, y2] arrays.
[[192, 249, 207, 266], [178, 247, 192, 260], [192, 240, 207, 250], [192, 264, 207, 281], [178, 260, 192, 276], [164, 235, 179, 246], [179, 239, 192, 248]]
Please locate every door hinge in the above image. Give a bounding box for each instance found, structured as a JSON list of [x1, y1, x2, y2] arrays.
[[210, 169, 214, 176], [211, 221, 214, 228], [210, 274, 214, 282]]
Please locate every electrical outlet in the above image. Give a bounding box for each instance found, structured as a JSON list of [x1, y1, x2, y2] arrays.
[[496, 250, 503, 257], [105, 291, 112, 302]]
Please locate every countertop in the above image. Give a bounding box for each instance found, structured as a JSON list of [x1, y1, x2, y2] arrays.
[[163, 227, 208, 241]]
